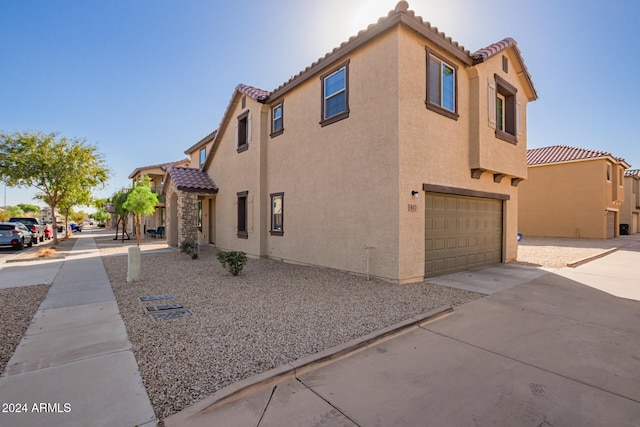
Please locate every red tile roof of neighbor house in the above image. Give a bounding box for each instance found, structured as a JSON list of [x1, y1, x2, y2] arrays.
[[165, 166, 218, 193], [626, 169, 640, 178], [527, 145, 630, 167], [128, 159, 190, 179]]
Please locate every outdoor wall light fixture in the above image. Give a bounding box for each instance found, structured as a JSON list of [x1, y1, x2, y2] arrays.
[[411, 190, 420, 198]]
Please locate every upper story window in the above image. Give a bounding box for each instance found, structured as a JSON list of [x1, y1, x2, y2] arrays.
[[199, 147, 206, 167], [320, 61, 350, 126], [426, 50, 458, 120], [236, 110, 251, 153], [489, 74, 520, 144], [271, 102, 284, 137], [606, 164, 611, 181]]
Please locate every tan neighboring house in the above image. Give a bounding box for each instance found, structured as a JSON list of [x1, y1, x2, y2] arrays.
[[127, 158, 190, 235], [162, 1, 538, 282], [620, 169, 640, 234], [519, 145, 631, 239]]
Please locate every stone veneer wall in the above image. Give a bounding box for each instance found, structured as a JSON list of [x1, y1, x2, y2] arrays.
[[177, 191, 198, 245], [165, 181, 198, 247]]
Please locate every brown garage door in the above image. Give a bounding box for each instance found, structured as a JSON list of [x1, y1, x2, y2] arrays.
[[606, 211, 615, 239], [425, 193, 503, 277]]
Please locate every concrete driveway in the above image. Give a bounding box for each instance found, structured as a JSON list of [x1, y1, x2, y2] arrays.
[[167, 245, 640, 426]]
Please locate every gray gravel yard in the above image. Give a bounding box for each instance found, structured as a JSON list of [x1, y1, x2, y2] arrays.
[[0, 284, 50, 373], [101, 246, 482, 421]]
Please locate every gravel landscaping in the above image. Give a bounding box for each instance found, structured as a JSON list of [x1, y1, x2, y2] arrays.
[[0, 284, 50, 373], [516, 236, 630, 267], [102, 245, 482, 421]]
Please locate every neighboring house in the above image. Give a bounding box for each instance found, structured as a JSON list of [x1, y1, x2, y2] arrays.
[[620, 169, 640, 234], [127, 158, 190, 235], [40, 206, 57, 224], [519, 145, 630, 239], [163, 1, 538, 282]]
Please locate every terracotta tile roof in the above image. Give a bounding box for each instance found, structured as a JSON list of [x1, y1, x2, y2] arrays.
[[625, 169, 640, 178], [527, 145, 628, 166], [237, 84, 269, 102], [471, 37, 516, 61], [128, 158, 190, 179], [165, 166, 218, 194], [472, 38, 537, 100], [269, 1, 536, 101]]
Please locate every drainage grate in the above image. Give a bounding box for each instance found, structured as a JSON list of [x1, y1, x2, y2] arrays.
[[144, 303, 184, 312], [140, 294, 174, 302], [147, 308, 193, 321]]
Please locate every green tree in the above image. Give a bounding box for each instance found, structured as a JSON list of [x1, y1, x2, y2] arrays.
[[123, 177, 158, 246], [0, 205, 25, 221], [0, 131, 109, 245], [17, 203, 40, 214], [111, 190, 131, 242], [92, 209, 110, 225]]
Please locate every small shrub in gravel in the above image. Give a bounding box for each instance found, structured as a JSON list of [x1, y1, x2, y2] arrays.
[[216, 250, 247, 276], [179, 240, 198, 259]]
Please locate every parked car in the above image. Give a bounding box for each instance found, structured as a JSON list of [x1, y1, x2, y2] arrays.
[[9, 217, 44, 243], [0, 222, 34, 250], [43, 223, 53, 240]]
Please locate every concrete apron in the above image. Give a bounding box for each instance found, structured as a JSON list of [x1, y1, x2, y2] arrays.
[[166, 251, 640, 426], [0, 232, 156, 427]]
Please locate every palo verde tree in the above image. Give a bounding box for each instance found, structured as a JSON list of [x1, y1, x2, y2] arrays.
[[123, 176, 158, 246], [0, 130, 109, 245], [111, 189, 131, 242]]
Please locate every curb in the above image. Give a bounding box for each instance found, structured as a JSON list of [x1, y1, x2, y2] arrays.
[[164, 305, 453, 426]]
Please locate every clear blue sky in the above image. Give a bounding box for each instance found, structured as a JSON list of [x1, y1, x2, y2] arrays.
[[1, 0, 638, 208]]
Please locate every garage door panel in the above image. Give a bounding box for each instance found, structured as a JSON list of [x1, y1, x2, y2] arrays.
[[425, 193, 502, 277]]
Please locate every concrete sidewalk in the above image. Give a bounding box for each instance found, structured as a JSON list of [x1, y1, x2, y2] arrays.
[[166, 247, 640, 426], [0, 230, 156, 427]]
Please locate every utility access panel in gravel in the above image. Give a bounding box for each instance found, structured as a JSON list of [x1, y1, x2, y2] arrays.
[[145, 303, 183, 312], [147, 308, 193, 321], [139, 294, 174, 302]]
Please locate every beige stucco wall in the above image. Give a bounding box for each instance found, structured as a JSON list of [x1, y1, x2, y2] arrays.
[[263, 29, 401, 281], [205, 24, 532, 283], [396, 27, 524, 281], [620, 176, 640, 234], [519, 159, 623, 239]]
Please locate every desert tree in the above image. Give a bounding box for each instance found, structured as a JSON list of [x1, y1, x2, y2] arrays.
[[0, 130, 109, 245], [123, 177, 158, 246]]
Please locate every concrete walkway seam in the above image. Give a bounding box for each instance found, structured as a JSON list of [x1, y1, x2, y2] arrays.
[[181, 306, 453, 418]]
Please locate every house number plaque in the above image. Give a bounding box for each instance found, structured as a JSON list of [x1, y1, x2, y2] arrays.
[[408, 204, 417, 212]]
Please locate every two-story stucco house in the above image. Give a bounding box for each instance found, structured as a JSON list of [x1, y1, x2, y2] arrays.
[[620, 169, 640, 234], [128, 158, 190, 235], [163, 1, 538, 283], [519, 145, 631, 239]]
